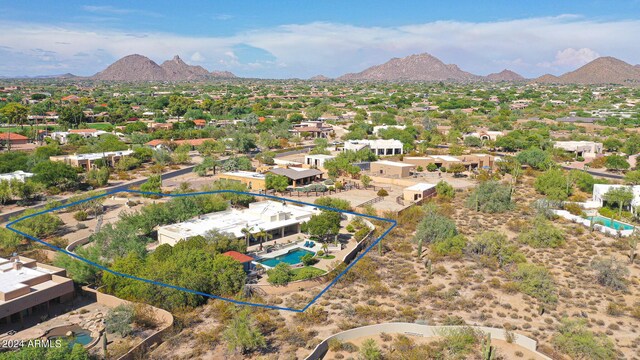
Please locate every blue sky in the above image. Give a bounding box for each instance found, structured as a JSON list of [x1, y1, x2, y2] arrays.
[[1, 1, 639, 78]]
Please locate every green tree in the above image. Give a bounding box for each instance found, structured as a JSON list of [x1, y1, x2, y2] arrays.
[[140, 174, 162, 195], [223, 309, 266, 354], [447, 163, 466, 177], [194, 156, 219, 176], [32, 161, 79, 190], [86, 167, 110, 188], [603, 186, 634, 218], [516, 148, 552, 170], [265, 173, 289, 192], [623, 170, 640, 185], [603, 137, 623, 152], [0, 102, 28, 127], [435, 180, 455, 201], [534, 168, 571, 201], [465, 181, 513, 213], [211, 255, 246, 296], [414, 204, 458, 258], [463, 136, 483, 148], [302, 211, 341, 242], [605, 154, 630, 171], [57, 105, 86, 128], [267, 263, 293, 285], [360, 174, 372, 188]]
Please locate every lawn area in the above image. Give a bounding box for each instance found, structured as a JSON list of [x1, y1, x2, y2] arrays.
[[291, 266, 325, 281], [86, 122, 114, 131], [317, 254, 336, 260], [0, 126, 23, 133]]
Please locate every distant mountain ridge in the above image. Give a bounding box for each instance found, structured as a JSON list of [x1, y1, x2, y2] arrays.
[[486, 69, 525, 82], [338, 53, 481, 82], [533, 57, 640, 84], [92, 54, 236, 81]]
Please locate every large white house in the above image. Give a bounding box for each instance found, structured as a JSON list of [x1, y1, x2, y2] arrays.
[[592, 184, 640, 214], [343, 139, 403, 156], [157, 200, 319, 246]]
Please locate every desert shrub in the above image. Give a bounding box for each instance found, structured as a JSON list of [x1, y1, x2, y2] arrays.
[[432, 234, 467, 258], [518, 216, 565, 248], [354, 227, 370, 241], [73, 210, 88, 221], [510, 263, 557, 304], [465, 181, 513, 213], [414, 204, 458, 245], [105, 304, 134, 337], [427, 163, 438, 172], [467, 231, 526, 269], [377, 188, 389, 197], [359, 338, 382, 360], [435, 180, 455, 201], [516, 148, 552, 170], [553, 319, 617, 360], [591, 257, 629, 291], [563, 203, 584, 216]]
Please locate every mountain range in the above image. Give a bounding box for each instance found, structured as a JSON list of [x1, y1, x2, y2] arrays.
[[91, 54, 236, 81], [5, 53, 640, 84]]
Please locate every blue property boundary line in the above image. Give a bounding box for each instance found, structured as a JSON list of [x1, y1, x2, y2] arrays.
[[5, 189, 397, 313]]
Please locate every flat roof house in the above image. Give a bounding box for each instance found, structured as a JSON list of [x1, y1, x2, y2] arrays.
[[0, 256, 74, 326], [268, 167, 323, 187], [370, 160, 415, 178], [343, 139, 403, 156], [554, 141, 603, 159], [289, 121, 334, 138], [0, 171, 34, 183], [403, 155, 461, 169], [304, 154, 335, 169], [403, 183, 437, 203], [217, 171, 267, 191], [50, 150, 133, 171], [157, 200, 318, 246]]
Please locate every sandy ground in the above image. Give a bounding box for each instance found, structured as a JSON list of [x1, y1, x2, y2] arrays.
[[323, 333, 549, 360]]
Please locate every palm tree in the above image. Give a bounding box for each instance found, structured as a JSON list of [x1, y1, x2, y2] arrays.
[[322, 242, 329, 255], [241, 226, 254, 246], [255, 227, 273, 251]]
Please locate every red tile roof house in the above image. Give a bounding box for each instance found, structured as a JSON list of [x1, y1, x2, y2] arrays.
[[0, 133, 29, 146], [221, 251, 254, 272], [145, 138, 217, 150], [193, 119, 207, 129]]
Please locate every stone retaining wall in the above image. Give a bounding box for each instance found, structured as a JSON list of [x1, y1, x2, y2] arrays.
[[81, 286, 173, 360]]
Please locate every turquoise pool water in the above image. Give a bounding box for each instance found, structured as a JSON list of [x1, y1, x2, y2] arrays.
[[258, 248, 314, 267], [50, 330, 93, 347], [586, 216, 635, 231]]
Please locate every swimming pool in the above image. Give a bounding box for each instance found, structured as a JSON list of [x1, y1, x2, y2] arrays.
[[586, 216, 635, 231], [258, 248, 314, 268], [47, 325, 94, 347]]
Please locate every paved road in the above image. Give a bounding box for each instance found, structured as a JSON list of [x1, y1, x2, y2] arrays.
[[560, 166, 624, 180], [1, 164, 196, 223]]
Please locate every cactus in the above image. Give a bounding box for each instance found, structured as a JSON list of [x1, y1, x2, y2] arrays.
[[481, 333, 495, 360], [629, 233, 638, 264], [425, 259, 432, 278]]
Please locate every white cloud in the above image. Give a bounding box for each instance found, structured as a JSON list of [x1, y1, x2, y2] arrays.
[[0, 15, 639, 78], [190, 51, 205, 62], [538, 47, 600, 69]]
